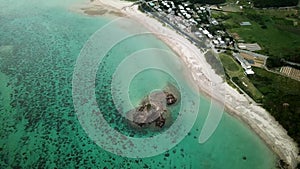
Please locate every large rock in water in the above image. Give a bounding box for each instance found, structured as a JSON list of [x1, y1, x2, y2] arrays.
[[166, 93, 177, 105], [126, 89, 178, 128]]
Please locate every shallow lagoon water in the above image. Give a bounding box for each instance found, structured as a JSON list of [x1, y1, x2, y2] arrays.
[[0, 0, 277, 168]]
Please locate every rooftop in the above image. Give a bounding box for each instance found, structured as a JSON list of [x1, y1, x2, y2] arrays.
[[240, 22, 251, 26]]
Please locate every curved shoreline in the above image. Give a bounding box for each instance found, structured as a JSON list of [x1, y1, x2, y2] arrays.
[[83, 0, 299, 168]]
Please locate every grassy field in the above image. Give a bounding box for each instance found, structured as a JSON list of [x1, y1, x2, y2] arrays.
[[219, 53, 264, 102], [249, 67, 300, 148], [217, 8, 300, 62], [219, 53, 240, 72], [220, 52, 300, 150]]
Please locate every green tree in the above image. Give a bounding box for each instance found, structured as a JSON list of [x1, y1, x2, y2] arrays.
[[252, 0, 298, 7]]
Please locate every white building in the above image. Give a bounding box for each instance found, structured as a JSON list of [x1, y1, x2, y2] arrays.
[[202, 29, 209, 35], [207, 34, 213, 39], [211, 19, 218, 25], [233, 53, 255, 75], [212, 40, 219, 45], [178, 5, 184, 10]]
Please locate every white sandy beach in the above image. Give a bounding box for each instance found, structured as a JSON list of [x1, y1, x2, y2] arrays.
[[82, 0, 299, 168]]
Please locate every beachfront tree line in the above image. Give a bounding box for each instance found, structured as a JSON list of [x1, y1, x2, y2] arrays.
[[252, 0, 298, 8], [249, 67, 300, 158]]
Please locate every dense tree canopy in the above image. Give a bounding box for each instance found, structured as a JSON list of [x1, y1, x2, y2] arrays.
[[252, 0, 298, 8]]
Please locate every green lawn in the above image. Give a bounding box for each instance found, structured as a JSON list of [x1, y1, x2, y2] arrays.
[[219, 53, 263, 101], [222, 9, 300, 62], [219, 53, 240, 72]]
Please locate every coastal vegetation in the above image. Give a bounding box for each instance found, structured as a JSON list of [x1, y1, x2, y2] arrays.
[[221, 52, 300, 158], [204, 51, 225, 75], [220, 9, 300, 66], [219, 53, 263, 102], [214, 5, 300, 148], [249, 68, 300, 149], [252, 0, 298, 8]]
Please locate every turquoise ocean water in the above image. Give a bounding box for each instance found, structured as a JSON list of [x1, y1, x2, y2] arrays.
[[0, 0, 277, 168]]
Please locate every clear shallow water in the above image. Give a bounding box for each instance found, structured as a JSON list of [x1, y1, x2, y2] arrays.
[[0, 0, 277, 168]]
